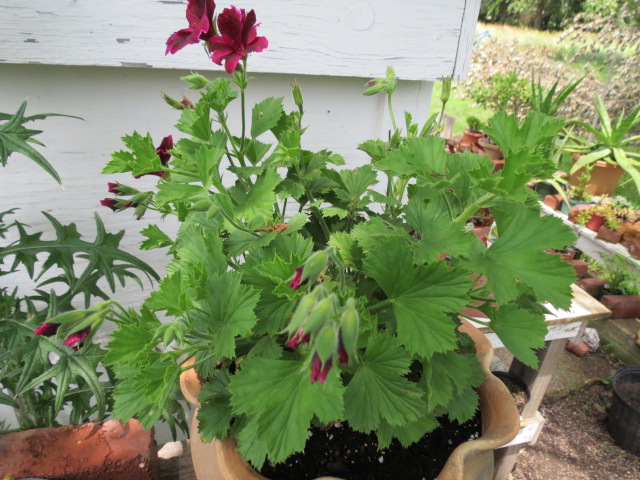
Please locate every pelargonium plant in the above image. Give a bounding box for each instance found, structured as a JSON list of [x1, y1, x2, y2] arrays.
[[100, 0, 576, 469]]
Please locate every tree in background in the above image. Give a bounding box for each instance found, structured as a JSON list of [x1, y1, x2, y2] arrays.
[[480, 0, 639, 31]]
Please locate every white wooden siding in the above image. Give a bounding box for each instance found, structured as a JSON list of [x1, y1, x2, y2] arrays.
[[0, 0, 480, 81]]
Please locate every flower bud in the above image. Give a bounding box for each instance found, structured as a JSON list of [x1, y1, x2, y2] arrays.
[[301, 250, 329, 284], [108, 182, 140, 196], [362, 78, 386, 96], [314, 325, 338, 364], [310, 353, 332, 384], [291, 81, 304, 108], [287, 289, 320, 334], [181, 73, 209, 90], [162, 92, 187, 110], [440, 77, 452, 104], [339, 298, 359, 360], [304, 296, 335, 334]]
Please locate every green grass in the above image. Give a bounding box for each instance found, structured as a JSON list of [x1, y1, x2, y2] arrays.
[[429, 82, 493, 137]]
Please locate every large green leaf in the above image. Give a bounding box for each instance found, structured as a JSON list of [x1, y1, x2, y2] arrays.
[[229, 358, 344, 466], [405, 195, 479, 263], [251, 97, 284, 139], [463, 203, 576, 308], [344, 333, 425, 432], [363, 239, 471, 357], [489, 304, 547, 368], [193, 272, 260, 358], [197, 370, 233, 442]]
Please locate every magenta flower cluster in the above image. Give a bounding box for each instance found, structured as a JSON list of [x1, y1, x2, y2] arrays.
[[165, 0, 268, 73], [34, 322, 91, 351]]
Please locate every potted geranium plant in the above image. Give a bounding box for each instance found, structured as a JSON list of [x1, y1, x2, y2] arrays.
[[98, 2, 578, 479]]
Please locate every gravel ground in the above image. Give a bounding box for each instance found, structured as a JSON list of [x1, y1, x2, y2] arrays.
[[509, 381, 640, 479]]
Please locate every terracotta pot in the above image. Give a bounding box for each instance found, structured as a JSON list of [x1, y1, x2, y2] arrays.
[[565, 341, 590, 357], [477, 137, 503, 161], [577, 278, 607, 298], [596, 226, 623, 243], [585, 212, 605, 232], [180, 321, 520, 480], [543, 194, 561, 211], [600, 295, 640, 319], [568, 203, 595, 223], [570, 259, 589, 279], [0, 419, 157, 480], [568, 156, 625, 196], [461, 129, 484, 146]]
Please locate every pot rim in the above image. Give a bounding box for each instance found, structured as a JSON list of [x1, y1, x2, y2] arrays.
[[180, 320, 520, 480]]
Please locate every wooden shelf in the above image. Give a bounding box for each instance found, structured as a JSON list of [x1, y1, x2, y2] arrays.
[[540, 202, 640, 276]]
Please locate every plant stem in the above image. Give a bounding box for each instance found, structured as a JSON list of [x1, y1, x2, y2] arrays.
[[293, 161, 331, 241], [218, 113, 247, 168], [240, 58, 248, 153], [459, 312, 491, 327], [368, 298, 392, 312], [453, 193, 496, 225], [470, 294, 494, 303], [387, 93, 398, 132]]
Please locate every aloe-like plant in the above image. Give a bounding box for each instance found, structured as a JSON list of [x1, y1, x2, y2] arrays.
[[529, 73, 583, 117], [569, 96, 640, 193]]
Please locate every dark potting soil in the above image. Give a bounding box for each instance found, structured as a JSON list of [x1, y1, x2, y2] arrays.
[[498, 376, 528, 410], [259, 415, 481, 480]]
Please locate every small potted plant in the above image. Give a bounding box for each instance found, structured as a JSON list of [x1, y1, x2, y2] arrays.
[[462, 115, 485, 146], [587, 254, 640, 318], [567, 96, 640, 196], [98, 2, 578, 479], [0, 103, 167, 480]]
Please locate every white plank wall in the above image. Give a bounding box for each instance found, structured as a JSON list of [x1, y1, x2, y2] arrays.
[[0, 64, 432, 310], [0, 0, 480, 81]]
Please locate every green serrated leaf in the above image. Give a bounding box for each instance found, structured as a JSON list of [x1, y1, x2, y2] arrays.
[[251, 97, 284, 139], [344, 333, 425, 432], [229, 358, 344, 466], [463, 203, 576, 308], [489, 304, 547, 368], [140, 225, 174, 250]]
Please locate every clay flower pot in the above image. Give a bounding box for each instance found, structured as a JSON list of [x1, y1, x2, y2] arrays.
[[584, 212, 605, 232], [0, 419, 158, 480], [596, 226, 623, 243], [461, 129, 484, 146], [180, 320, 520, 480], [568, 156, 625, 196], [477, 137, 503, 161], [600, 295, 640, 319]]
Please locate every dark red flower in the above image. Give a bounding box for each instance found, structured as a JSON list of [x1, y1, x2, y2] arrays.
[[34, 322, 61, 337], [289, 267, 304, 290], [209, 7, 268, 73], [63, 327, 91, 351], [310, 354, 332, 384], [156, 135, 174, 166], [166, 0, 216, 55], [286, 327, 311, 349], [337, 337, 349, 366], [107, 182, 122, 194], [100, 198, 119, 212]]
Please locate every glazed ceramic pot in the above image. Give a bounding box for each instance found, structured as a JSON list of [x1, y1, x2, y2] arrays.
[[180, 320, 520, 480]]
